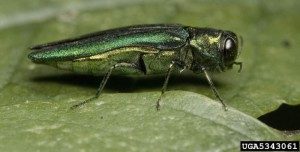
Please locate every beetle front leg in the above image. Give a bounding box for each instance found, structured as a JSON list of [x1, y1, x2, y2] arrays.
[[70, 63, 138, 109], [202, 67, 228, 111]]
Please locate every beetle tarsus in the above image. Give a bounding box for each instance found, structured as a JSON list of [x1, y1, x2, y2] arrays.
[[70, 97, 97, 110], [223, 104, 228, 111], [156, 99, 161, 111]]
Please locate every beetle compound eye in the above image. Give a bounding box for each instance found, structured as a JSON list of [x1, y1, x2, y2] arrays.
[[222, 37, 237, 64], [225, 38, 235, 51]]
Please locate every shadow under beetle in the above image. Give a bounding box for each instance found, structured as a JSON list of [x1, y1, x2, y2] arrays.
[[28, 24, 243, 111]]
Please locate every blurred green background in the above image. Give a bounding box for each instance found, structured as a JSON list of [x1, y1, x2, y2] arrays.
[[0, 0, 299, 151]]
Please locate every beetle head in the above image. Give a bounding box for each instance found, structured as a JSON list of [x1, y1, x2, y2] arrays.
[[189, 28, 240, 73], [219, 31, 240, 71]]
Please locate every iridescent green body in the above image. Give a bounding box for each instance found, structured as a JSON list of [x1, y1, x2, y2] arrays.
[[28, 24, 242, 110], [29, 24, 240, 76]]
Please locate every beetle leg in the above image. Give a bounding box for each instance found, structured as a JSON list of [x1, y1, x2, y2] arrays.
[[201, 67, 228, 111], [156, 61, 176, 110], [179, 63, 188, 73], [70, 63, 137, 109]]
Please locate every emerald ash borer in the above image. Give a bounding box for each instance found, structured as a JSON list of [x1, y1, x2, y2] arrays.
[[28, 24, 242, 110]]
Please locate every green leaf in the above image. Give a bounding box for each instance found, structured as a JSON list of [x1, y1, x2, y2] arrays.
[[0, 0, 299, 151], [0, 91, 282, 151]]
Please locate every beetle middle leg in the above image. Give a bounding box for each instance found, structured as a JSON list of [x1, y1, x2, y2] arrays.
[[70, 63, 139, 109], [156, 61, 185, 110]]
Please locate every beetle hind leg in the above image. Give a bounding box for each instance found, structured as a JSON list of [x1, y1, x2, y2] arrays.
[[70, 63, 139, 109]]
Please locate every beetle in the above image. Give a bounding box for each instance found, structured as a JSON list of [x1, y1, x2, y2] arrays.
[[28, 24, 242, 110]]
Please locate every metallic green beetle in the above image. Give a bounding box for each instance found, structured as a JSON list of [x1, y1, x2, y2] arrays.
[[29, 24, 242, 110]]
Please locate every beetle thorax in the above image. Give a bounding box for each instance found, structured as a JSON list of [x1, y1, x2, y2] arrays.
[[189, 33, 223, 73]]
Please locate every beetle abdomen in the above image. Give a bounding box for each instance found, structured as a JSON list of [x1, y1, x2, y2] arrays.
[[45, 47, 160, 75]]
